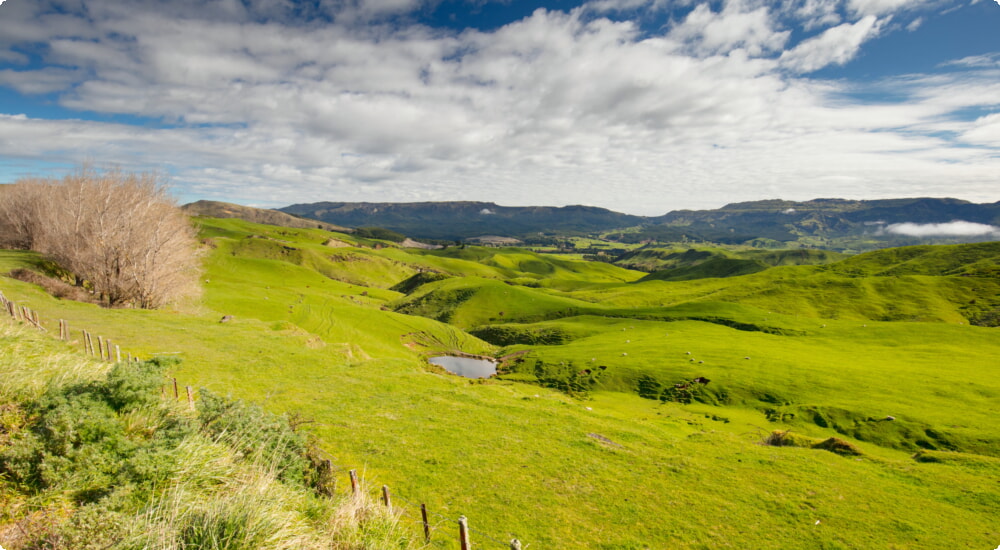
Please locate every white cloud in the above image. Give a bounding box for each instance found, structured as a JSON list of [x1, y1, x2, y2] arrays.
[[669, 1, 790, 57], [847, 0, 939, 17], [0, 68, 82, 94], [884, 221, 1000, 237], [960, 113, 1000, 147], [779, 15, 883, 73], [944, 53, 1000, 68]]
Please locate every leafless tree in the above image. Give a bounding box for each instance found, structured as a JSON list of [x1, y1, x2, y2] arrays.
[[0, 167, 200, 308], [0, 178, 51, 249]]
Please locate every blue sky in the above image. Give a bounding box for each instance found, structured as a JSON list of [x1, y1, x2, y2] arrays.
[[0, 0, 998, 215]]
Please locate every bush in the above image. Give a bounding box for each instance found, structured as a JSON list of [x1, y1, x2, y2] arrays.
[[196, 389, 308, 483], [0, 359, 193, 504], [104, 357, 176, 412]]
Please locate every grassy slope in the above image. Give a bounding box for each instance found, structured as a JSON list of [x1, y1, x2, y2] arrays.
[[616, 246, 845, 273], [569, 246, 1000, 323], [2, 224, 999, 549]]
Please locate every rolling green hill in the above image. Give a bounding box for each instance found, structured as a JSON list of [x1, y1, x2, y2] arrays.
[[2, 218, 999, 550]]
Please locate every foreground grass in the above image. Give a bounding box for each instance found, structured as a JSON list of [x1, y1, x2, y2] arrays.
[[0, 322, 415, 550], [2, 225, 999, 549]]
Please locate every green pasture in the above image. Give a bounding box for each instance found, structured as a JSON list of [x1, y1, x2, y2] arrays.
[[1, 220, 999, 549]]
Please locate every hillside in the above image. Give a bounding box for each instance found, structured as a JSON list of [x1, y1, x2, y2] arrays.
[[2, 219, 999, 549], [184, 200, 352, 233], [0, 321, 411, 549], [617, 247, 845, 280]]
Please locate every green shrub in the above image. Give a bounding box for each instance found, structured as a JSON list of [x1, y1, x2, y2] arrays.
[[104, 356, 177, 412], [196, 389, 308, 483], [0, 359, 193, 504]]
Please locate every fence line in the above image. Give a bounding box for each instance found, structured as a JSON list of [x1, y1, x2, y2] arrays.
[[314, 449, 525, 550], [1, 290, 143, 366], [1, 289, 526, 549]]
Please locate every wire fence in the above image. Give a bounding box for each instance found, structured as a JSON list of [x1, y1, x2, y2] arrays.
[[1, 289, 527, 549]]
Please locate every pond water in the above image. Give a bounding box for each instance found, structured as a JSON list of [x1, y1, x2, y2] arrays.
[[428, 356, 497, 379]]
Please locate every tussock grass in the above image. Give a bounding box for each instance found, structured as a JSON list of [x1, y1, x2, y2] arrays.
[[0, 323, 108, 403]]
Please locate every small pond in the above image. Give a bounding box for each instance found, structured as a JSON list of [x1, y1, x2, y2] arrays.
[[428, 356, 497, 379]]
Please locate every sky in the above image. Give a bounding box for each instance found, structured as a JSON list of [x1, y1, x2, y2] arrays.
[[0, 0, 998, 215]]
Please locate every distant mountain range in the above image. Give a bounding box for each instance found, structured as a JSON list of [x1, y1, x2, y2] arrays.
[[279, 201, 644, 240], [278, 198, 1000, 251]]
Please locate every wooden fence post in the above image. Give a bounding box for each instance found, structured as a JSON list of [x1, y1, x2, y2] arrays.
[[97, 336, 105, 360], [173, 378, 179, 399], [421, 504, 431, 543], [458, 515, 470, 550], [381, 485, 391, 508], [115, 345, 121, 363], [105, 339, 112, 362], [185, 386, 194, 410], [349, 469, 360, 495]]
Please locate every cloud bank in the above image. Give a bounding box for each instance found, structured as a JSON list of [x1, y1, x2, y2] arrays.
[[884, 221, 1000, 237]]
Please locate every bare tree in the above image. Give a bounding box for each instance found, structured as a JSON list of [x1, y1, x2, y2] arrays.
[[0, 167, 200, 308], [0, 179, 51, 250]]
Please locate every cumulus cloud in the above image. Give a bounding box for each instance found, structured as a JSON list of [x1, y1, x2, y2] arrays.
[[884, 221, 1000, 237], [669, 1, 790, 57]]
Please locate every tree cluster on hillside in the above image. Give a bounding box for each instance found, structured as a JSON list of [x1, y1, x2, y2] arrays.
[[0, 168, 199, 308]]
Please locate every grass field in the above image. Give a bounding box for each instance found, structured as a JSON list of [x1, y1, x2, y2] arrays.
[[1, 219, 998, 549]]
